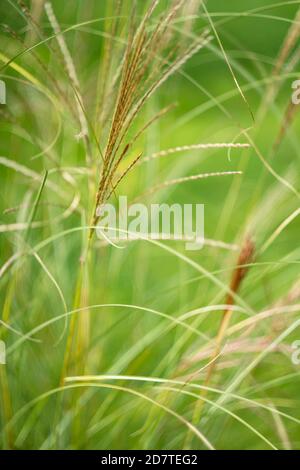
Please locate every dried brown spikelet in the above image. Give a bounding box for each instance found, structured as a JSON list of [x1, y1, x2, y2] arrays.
[[89, 1, 212, 239]]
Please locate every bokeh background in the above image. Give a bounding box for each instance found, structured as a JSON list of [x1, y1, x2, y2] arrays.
[[0, 0, 299, 450]]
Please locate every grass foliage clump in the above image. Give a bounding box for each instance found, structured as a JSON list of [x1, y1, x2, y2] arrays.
[[0, 0, 300, 450]]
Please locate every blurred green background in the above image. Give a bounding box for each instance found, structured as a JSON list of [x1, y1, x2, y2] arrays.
[[0, 0, 299, 450]]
